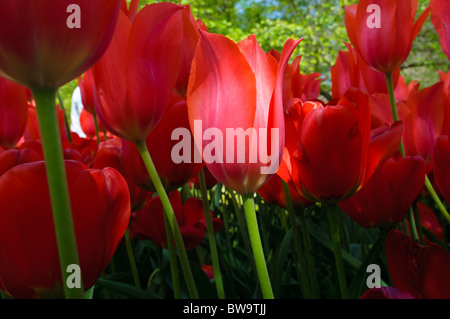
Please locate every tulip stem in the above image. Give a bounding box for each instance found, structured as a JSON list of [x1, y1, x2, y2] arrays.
[[425, 176, 450, 224], [124, 228, 141, 289], [281, 181, 312, 298], [163, 212, 181, 299], [92, 113, 101, 146], [241, 193, 274, 299], [135, 140, 199, 299], [385, 72, 405, 155], [56, 89, 72, 143], [198, 169, 225, 299], [32, 87, 84, 299], [326, 204, 349, 299]]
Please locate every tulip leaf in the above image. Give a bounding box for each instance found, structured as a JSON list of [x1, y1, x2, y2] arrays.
[[348, 234, 384, 299], [95, 278, 161, 299]]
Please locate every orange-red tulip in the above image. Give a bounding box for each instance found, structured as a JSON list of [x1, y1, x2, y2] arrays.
[[187, 31, 301, 195]]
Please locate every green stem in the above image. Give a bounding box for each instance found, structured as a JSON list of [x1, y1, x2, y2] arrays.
[[425, 176, 450, 224], [408, 207, 419, 242], [282, 181, 311, 298], [241, 193, 274, 299], [92, 113, 101, 146], [298, 208, 320, 298], [124, 229, 141, 289], [32, 88, 84, 299], [385, 72, 405, 155], [56, 89, 72, 144], [163, 212, 181, 299], [412, 203, 425, 245], [326, 204, 349, 299], [135, 140, 199, 299], [198, 169, 225, 299]]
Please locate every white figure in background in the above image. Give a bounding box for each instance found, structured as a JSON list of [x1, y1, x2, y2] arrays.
[[70, 86, 86, 138]]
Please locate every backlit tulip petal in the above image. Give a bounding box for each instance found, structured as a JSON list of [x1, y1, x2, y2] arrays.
[[431, 0, 450, 61]]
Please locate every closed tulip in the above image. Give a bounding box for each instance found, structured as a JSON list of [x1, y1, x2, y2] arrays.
[[122, 96, 204, 193], [345, 0, 429, 74], [187, 31, 301, 195], [431, 0, 450, 62], [0, 77, 29, 148], [0, 0, 121, 90], [432, 135, 450, 204], [0, 160, 130, 299], [339, 152, 426, 228], [92, 3, 185, 142], [295, 88, 403, 203]]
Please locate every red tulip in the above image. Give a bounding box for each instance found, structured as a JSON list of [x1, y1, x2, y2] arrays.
[[0, 160, 130, 298], [92, 3, 185, 142], [0, 0, 121, 90], [432, 135, 450, 204], [131, 191, 222, 250], [385, 230, 450, 299], [93, 138, 152, 213], [345, 0, 429, 74], [79, 108, 108, 140], [78, 70, 96, 115], [431, 0, 450, 62], [294, 89, 403, 203], [330, 43, 400, 99], [23, 103, 67, 143], [187, 31, 301, 195], [0, 76, 29, 148], [402, 82, 445, 166], [339, 152, 426, 228], [122, 96, 204, 193], [190, 166, 218, 190], [413, 202, 444, 244], [360, 287, 415, 299]]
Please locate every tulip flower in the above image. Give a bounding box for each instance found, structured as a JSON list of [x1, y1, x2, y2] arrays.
[[187, 31, 301, 195], [385, 230, 450, 299], [330, 43, 400, 99], [0, 160, 130, 299], [122, 96, 204, 193], [0, 0, 121, 90], [93, 138, 152, 213], [0, 77, 29, 148], [432, 135, 450, 205], [92, 4, 184, 142], [23, 103, 67, 143], [431, 0, 450, 62], [294, 89, 403, 203], [345, 0, 430, 75], [339, 152, 426, 228], [80, 108, 108, 141], [131, 191, 222, 250], [121, 0, 140, 21], [190, 166, 218, 190]]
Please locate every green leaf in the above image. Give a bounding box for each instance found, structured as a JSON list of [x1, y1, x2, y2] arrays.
[[95, 278, 162, 299]]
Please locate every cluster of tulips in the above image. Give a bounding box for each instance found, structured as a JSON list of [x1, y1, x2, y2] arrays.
[[0, 0, 449, 300]]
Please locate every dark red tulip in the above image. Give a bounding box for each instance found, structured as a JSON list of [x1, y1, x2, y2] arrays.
[[122, 96, 204, 193], [131, 191, 222, 250], [432, 135, 450, 204], [0, 160, 130, 298], [413, 202, 444, 244], [93, 138, 152, 213], [360, 287, 415, 299], [187, 31, 301, 195], [79, 108, 108, 140], [339, 152, 426, 228], [23, 103, 67, 143], [294, 89, 403, 203], [385, 230, 450, 299], [345, 0, 429, 74], [190, 166, 218, 190], [0, 76, 29, 148], [431, 0, 450, 62], [0, 0, 121, 90], [92, 3, 185, 142]]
